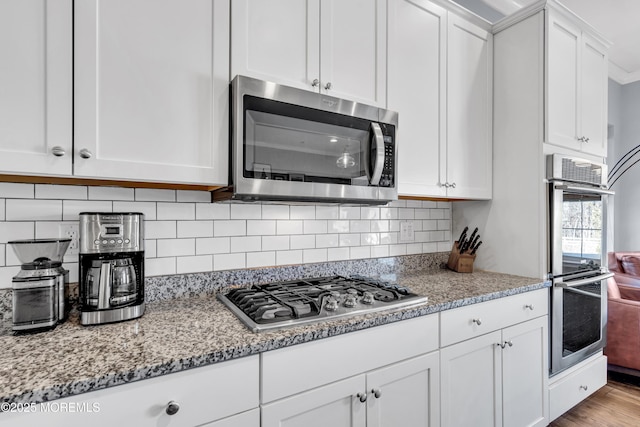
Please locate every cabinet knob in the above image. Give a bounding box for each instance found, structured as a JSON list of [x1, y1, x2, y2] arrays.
[[311, 78, 320, 87], [356, 392, 367, 403], [579, 385, 588, 391], [450, 182, 456, 188], [442, 182, 450, 188], [51, 146, 66, 157], [324, 82, 332, 90], [371, 388, 382, 399], [524, 304, 534, 311], [472, 318, 482, 326], [166, 401, 180, 416], [584, 137, 590, 143], [79, 148, 93, 159]]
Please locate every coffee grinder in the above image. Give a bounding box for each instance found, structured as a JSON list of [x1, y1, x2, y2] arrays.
[[9, 238, 71, 332], [79, 212, 145, 325]]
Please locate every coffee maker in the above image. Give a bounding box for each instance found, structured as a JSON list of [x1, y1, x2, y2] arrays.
[[79, 212, 145, 325], [9, 238, 71, 332]]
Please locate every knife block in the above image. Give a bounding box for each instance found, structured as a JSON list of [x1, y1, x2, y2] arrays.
[[447, 241, 476, 273]]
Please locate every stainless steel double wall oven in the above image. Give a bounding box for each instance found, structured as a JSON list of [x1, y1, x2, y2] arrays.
[[548, 154, 614, 376]]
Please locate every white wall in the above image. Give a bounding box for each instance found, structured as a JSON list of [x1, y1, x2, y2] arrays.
[[0, 183, 453, 288]]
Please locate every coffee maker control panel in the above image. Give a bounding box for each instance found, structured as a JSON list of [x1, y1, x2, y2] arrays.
[[79, 213, 144, 254]]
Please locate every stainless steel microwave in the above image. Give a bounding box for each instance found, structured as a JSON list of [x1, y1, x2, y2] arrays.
[[215, 75, 398, 205]]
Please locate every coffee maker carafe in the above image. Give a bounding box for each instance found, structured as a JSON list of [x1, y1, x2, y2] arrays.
[[79, 213, 144, 325]]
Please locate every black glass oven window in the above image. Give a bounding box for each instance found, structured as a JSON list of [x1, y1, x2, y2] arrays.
[[562, 281, 602, 355], [561, 193, 603, 274]]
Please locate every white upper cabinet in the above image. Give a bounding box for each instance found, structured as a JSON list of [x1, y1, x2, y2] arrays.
[[546, 10, 608, 157], [0, 0, 72, 176], [231, 0, 386, 107], [389, 0, 492, 199], [74, 0, 229, 185]]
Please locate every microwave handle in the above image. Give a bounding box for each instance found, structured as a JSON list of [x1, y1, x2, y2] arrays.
[[370, 123, 385, 186]]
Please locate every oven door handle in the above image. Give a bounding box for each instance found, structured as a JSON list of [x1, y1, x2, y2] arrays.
[[554, 272, 614, 288], [554, 184, 615, 196]]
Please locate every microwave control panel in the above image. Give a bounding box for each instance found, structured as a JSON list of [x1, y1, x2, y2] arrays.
[[380, 124, 395, 188]]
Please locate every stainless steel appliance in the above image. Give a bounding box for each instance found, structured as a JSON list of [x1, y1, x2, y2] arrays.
[[218, 276, 427, 332], [214, 75, 398, 204], [548, 154, 614, 375], [9, 238, 71, 332], [79, 212, 145, 325]]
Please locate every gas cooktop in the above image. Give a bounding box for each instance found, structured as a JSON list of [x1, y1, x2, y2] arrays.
[[218, 276, 428, 332]]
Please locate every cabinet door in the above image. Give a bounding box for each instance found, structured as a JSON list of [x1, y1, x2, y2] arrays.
[[502, 316, 549, 427], [546, 13, 581, 152], [74, 0, 229, 185], [261, 375, 366, 427], [231, 0, 320, 92], [367, 352, 440, 427], [320, 0, 386, 106], [580, 34, 608, 157], [203, 408, 260, 427], [0, 0, 72, 176], [440, 331, 502, 427], [388, 0, 447, 198], [446, 15, 492, 199]]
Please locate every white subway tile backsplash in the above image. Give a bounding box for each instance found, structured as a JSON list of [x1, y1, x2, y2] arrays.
[[438, 219, 451, 231], [339, 206, 360, 220], [6, 199, 62, 221], [290, 235, 315, 250], [339, 233, 360, 247], [146, 221, 177, 239], [276, 250, 302, 266], [415, 231, 430, 243], [230, 204, 261, 219], [145, 240, 157, 258], [262, 236, 289, 251], [290, 206, 315, 220], [63, 200, 112, 220], [360, 207, 379, 220], [0, 200, 4, 221], [145, 257, 176, 276], [389, 221, 400, 232], [398, 208, 415, 220], [316, 206, 338, 219], [247, 251, 275, 268], [0, 222, 34, 244], [443, 230, 451, 241], [261, 204, 289, 219], [196, 203, 229, 220], [389, 244, 407, 256], [36, 185, 87, 200], [407, 243, 423, 255], [405, 200, 422, 208], [89, 186, 135, 201], [157, 238, 195, 257], [371, 220, 389, 233], [350, 246, 370, 260], [423, 242, 439, 253], [379, 207, 398, 220], [412, 220, 423, 232], [423, 220, 438, 231], [176, 190, 211, 202], [214, 220, 246, 237], [316, 234, 338, 248], [429, 209, 445, 220], [437, 201, 451, 209], [6, 248, 21, 266], [231, 236, 261, 253], [327, 247, 350, 261], [196, 237, 230, 255], [0, 245, 4, 267], [422, 201, 438, 208], [177, 220, 213, 238], [157, 202, 195, 220], [35, 221, 67, 240], [370, 245, 389, 258], [135, 189, 176, 202], [177, 255, 213, 274], [380, 232, 397, 245], [437, 241, 452, 252], [113, 202, 157, 220], [415, 209, 430, 220], [0, 183, 34, 199], [328, 220, 349, 233], [303, 248, 327, 263], [350, 220, 370, 233], [276, 220, 303, 235], [303, 220, 327, 234], [214, 253, 246, 270], [0, 266, 21, 289], [360, 233, 380, 246], [66, 262, 79, 284], [387, 200, 406, 208], [247, 220, 276, 236], [430, 231, 445, 241]]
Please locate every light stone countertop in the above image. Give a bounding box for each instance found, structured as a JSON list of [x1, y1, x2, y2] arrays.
[[0, 268, 549, 406]]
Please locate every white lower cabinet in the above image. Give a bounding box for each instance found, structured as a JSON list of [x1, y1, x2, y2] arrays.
[[440, 303, 549, 427]]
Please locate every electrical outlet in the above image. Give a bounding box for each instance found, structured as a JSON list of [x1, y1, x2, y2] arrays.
[[399, 221, 415, 242], [60, 224, 79, 255]]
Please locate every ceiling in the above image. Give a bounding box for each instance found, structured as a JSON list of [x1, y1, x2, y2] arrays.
[[454, 0, 640, 85]]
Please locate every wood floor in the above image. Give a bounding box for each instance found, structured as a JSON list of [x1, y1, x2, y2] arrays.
[[549, 374, 640, 426]]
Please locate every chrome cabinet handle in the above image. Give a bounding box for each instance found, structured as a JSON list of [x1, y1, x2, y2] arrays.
[[51, 146, 66, 157], [79, 148, 93, 159], [472, 318, 482, 326], [579, 385, 588, 391], [324, 82, 332, 90], [371, 388, 382, 399], [450, 182, 456, 188], [356, 392, 367, 403], [499, 340, 513, 349], [584, 137, 590, 143], [166, 401, 180, 416], [524, 304, 534, 310], [311, 78, 320, 87], [442, 182, 450, 188]]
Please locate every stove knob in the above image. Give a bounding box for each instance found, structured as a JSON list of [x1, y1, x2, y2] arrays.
[[362, 292, 375, 305], [329, 291, 341, 299], [326, 298, 339, 312], [344, 295, 357, 308], [346, 289, 358, 295]]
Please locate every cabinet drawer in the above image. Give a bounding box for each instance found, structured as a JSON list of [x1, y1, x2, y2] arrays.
[[262, 314, 439, 403], [549, 354, 607, 421], [440, 289, 548, 347]]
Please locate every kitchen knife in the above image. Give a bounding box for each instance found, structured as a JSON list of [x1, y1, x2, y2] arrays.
[[458, 232, 467, 251], [457, 226, 468, 245], [467, 235, 480, 253], [465, 228, 478, 250], [470, 241, 483, 255]]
